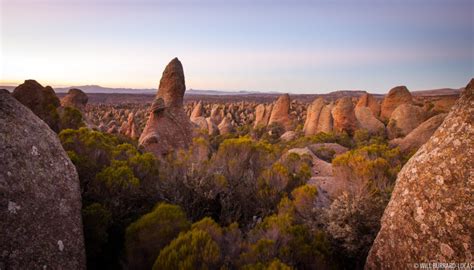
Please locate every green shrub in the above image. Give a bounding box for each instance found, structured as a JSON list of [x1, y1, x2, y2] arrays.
[[125, 203, 191, 270], [261, 122, 285, 143], [157, 135, 311, 226], [242, 259, 293, 270], [290, 185, 317, 218], [60, 106, 85, 130], [332, 143, 402, 193], [191, 217, 223, 243], [287, 132, 353, 149], [95, 160, 140, 191], [353, 129, 387, 147], [326, 142, 405, 268], [59, 128, 120, 183], [240, 238, 277, 266], [243, 212, 331, 269], [256, 157, 310, 213], [153, 229, 221, 270], [312, 146, 336, 162]]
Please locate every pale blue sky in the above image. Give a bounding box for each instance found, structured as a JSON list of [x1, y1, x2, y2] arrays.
[[1, 0, 473, 93]]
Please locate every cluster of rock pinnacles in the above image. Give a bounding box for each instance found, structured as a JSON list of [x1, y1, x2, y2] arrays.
[[0, 56, 472, 269]]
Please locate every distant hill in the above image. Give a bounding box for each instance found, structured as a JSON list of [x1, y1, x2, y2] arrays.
[[54, 85, 156, 94], [0, 84, 277, 95], [412, 88, 462, 96], [0, 84, 462, 97], [0, 86, 15, 92]]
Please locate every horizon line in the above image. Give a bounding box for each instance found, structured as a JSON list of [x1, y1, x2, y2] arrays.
[[0, 80, 465, 95]]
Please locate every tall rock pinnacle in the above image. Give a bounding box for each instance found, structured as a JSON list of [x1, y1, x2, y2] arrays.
[[138, 58, 193, 156], [156, 57, 186, 108], [268, 93, 292, 131]]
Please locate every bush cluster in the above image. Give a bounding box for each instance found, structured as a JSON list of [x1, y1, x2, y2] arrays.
[[59, 124, 411, 270]]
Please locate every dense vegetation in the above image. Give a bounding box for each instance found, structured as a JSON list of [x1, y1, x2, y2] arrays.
[[59, 123, 410, 269]]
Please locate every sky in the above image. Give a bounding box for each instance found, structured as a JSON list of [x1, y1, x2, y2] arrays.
[[0, 0, 473, 94]]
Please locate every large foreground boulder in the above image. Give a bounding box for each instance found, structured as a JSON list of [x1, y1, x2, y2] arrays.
[[366, 79, 473, 269], [12, 80, 61, 132], [139, 58, 193, 156], [0, 91, 86, 269]]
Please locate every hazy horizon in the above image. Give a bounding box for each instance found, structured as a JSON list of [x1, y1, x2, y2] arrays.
[[0, 80, 466, 95], [1, 0, 473, 94]]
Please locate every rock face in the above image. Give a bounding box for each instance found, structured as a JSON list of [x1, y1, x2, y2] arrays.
[[218, 117, 233, 135], [119, 112, 140, 139], [355, 93, 383, 133], [317, 103, 334, 134], [355, 106, 385, 134], [139, 58, 193, 156], [12, 80, 61, 132], [307, 143, 349, 159], [331, 97, 358, 134], [0, 91, 85, 269], [210, 104, 224, 124], [387, 103, 425, 139], [366, 79, 474, 269], [254, 104, 273, 128], [290, 147, 336, 207], [155, 58, 186, 108], [190, 102, 211, 132], [287, 147, 334, 180], [303, 97, 325, 136], [268, 94, 292, 130], [280, 130, 296, 142], [191, 116, 209, 131], [356, 93, 381, 118], [61, 88, 88, 111], [380, 86, 413, 121], [190, 101, 204, 120], [390, 113, 447, 153], [206, 117, 219, 136]]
